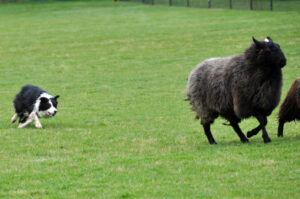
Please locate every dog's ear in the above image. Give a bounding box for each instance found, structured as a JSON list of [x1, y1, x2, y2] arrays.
[[54, 95, 60, 101]]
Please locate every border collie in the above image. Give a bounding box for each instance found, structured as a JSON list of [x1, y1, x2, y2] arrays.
[[12, 85, 59, 128]]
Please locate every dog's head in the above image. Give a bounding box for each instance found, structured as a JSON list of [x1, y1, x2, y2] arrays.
[[38, 94, 60, 118]]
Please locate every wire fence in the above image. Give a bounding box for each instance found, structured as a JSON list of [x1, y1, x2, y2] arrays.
[[123, 0, 300, 11]]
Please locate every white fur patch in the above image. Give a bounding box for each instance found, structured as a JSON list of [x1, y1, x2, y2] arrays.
[[264, 38, 270, 42], [40, 92, 53, 99], [207, 58, 219, 61]]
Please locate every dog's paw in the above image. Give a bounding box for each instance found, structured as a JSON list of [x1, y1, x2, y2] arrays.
[[35, 123, 43, 129], [18, 124, 24, 128], [11, 114, 18, 123]]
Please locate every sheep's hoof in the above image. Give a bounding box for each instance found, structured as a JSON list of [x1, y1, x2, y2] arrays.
[[277, 133, 283, 137], [241, 138, 249, 143], [263, 137, 271, 143], [209, 141, 217, 145]]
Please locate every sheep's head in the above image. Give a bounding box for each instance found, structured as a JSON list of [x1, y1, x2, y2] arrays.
[[251, 36, 286, 68]]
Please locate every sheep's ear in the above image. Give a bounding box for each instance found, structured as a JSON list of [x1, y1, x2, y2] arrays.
[[264, 36, 273, 43], [252, 37, 264, 49]]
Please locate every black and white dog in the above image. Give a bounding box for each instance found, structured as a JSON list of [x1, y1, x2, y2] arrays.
[[12, 85, 59, 128]]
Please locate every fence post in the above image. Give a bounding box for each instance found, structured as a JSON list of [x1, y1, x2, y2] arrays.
[[187, 0, 189, 7], [250, 0, 253, 10], [152, 0, 154, 5], [169, 0, 172, 6], [229, 0, 232, 9], [208, 0, 211, 8], [270, 0, 273, 11]]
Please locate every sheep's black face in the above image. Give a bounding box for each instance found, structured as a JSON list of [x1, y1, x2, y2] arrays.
[[253, 37, 286, 68], [268, 42, 286, 68]]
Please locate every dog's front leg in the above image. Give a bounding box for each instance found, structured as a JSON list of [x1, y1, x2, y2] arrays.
[[18, 112, 35, 128], [33, 114, 42, 129]]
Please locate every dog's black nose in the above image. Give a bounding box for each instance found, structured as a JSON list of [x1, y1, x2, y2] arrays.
[[53, 111, 57, 116]]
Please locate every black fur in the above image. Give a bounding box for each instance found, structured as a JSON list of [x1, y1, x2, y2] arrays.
[[13, 85, 59, 126], [14, 85, 45, 123], [39, 97, 52, 111], [186, 37, 286, 144]]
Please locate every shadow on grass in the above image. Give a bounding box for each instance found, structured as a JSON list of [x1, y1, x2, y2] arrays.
[[1, 121, 80, 131], [2, 117, 109, 129], [196, 134, 300, 149]]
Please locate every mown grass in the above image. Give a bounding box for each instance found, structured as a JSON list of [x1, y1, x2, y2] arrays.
[[0, 0, 299, 198]]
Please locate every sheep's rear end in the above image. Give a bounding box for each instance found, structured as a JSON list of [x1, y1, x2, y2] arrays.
[[278, 78, 300, 137]]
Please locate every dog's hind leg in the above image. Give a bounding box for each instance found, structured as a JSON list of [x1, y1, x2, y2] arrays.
[[18, 112, 34, 128], [11, 113, 18, 123]]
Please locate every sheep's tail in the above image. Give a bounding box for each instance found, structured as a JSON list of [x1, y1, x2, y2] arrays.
[[185, 95, 199, 120]]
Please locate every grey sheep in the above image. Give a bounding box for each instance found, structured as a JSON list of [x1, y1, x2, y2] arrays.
[[186, 37, 286, 144]]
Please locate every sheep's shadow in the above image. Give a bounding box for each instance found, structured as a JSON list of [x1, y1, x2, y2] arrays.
[[202, 134, 300, 147]]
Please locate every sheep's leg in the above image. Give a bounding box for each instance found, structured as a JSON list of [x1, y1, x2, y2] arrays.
[[230, 122, 249, 143], [203, 124, 217, 144], [256, 115, 271, 143], [277, 121, 284, 137], [246, 125, 261, 138]]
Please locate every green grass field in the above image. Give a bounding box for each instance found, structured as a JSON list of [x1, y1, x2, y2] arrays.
[[0, 0, 299, 198]]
